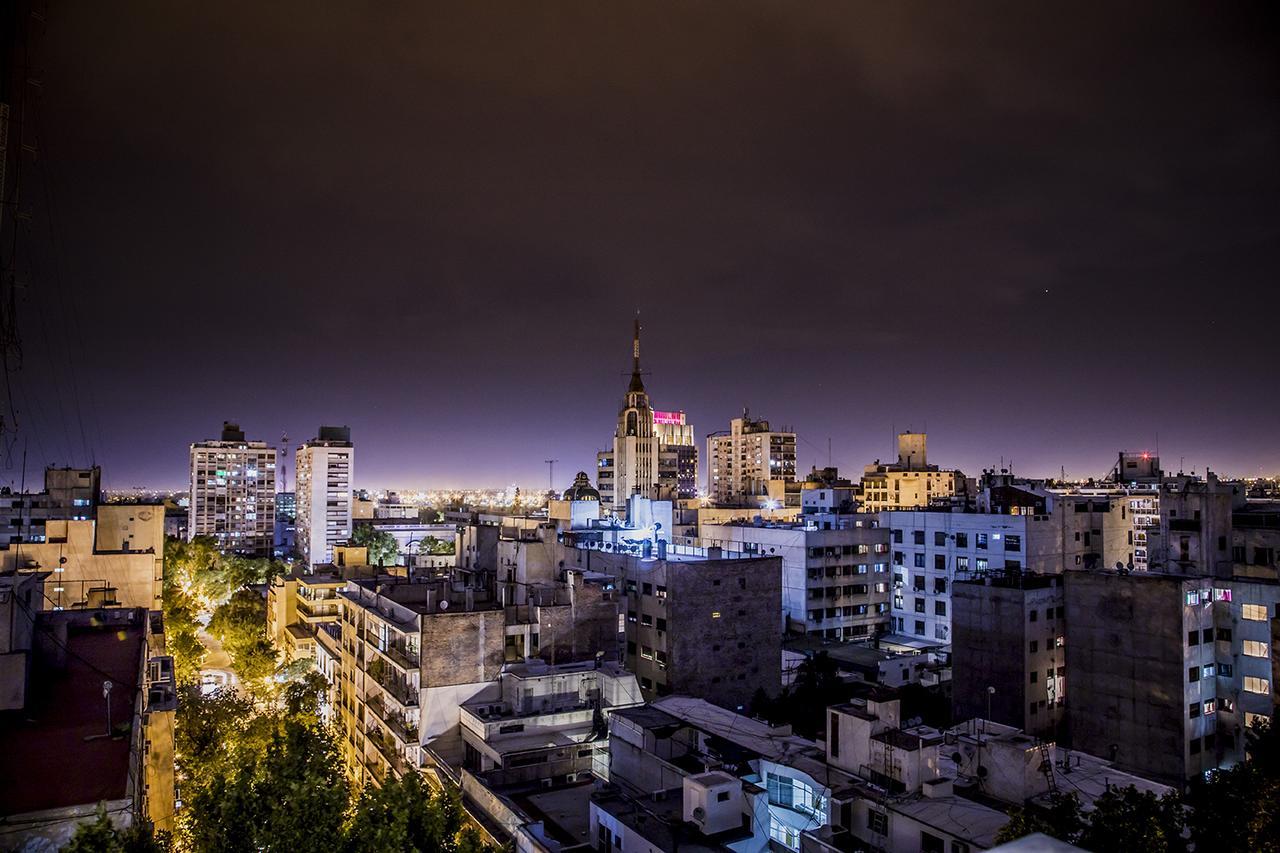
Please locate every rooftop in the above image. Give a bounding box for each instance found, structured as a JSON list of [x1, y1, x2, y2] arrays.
[[652, 696, 819, 766], [889, 793, 1007, 848], [0, 611, 146, 816]]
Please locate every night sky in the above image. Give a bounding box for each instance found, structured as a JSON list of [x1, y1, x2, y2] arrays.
[[5, 1, 1278, 490]]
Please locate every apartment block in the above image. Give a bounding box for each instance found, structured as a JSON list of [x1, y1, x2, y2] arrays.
[[558, 545, 783, 709], [859, 432, 964, 514], [706, 409, 796, 506], [0, 466, 102, 548], [296, 425, 354, 565], [886, 501, 1091, 643], [951, 573, 1066, 738], [188, 422, 277, 556], [696, 514, 891, 638], [1064, 570, 1221, 783]]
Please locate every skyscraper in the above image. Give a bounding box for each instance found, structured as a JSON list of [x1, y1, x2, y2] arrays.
[[295, 426, 354, 566], [596, 319, 697, 514], [188, 422, 277, 556]]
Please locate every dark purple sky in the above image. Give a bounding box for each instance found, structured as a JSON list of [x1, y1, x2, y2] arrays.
[[5, 1, 1278, 490]]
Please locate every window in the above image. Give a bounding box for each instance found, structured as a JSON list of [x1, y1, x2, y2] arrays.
[[1243, 604, 1268, 621], [934, 577, 946, 594], [1030, 640, 1038, 653], [1203, 663, 1215, 678], [1188, 630, 1200, 647], [955, 532, 968, 548], [976, 533, 988, 550], [915, 598, 925, 613], [934, 554, 946, 571], [1030, 609, 1038, 623], [915, 620, 925, 635], [1030, 670, 1038, 684], [1006, 534, 1021, 552], [1219, 663, 1233, 678], [975, 558, 988, 571], [1190, 737, 1202, 755], [1203, 698, 1216, 715], [1189, 702, 1200, 718], [935, 531, 947, 546], [913, 530, 925, 545], [1188, 666, 1200, 682], [934, 601, 946, 616], [1185, 590, 1203, 606], [921, 831, 945, 853], [1203, 628, 1214, 643], [914, 553, 926, 568], [1214, 588, 1232, 602], [867, 809, 887, 835], [1243, 640, 1268, 658], [956, 556, 969, 570], [1218, 628, 1233, 642], [642, 582, 653, 596], [767, 773, 824, 818], [768, 816, 799, 851]]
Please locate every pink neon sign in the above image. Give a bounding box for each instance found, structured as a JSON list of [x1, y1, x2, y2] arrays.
[[653, 410, 685, 425]]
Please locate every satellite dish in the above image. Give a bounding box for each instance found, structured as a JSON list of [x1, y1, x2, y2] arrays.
[[692, 806, 705, 822], [438, 599, 450, 611], [951, 752, 963, 764]]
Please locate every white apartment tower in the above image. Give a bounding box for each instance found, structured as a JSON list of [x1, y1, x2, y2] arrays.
[[296, 425, 354, 566], [706, 410, 797, 506], [188, 422, 277, 556]]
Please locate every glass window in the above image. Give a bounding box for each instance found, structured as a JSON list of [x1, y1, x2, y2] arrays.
[[1243, 604, 1268, 621], [1243, 640, 1268, 658]]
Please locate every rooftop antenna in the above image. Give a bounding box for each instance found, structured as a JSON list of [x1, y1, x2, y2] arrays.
[[544, 459, 558, 493], [280, 431, 290, 492]]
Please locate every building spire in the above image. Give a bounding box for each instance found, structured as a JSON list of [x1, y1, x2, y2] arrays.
[[628, 313, 645, 394]]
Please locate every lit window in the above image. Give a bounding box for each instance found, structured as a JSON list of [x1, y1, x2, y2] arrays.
[[1243, 640, 1269, 658], [1244, 677, 1270, 695], [1213, 588, 1232, 602], [1242, 604, 1268, 622]]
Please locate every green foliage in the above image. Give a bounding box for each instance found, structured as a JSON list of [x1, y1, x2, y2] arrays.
[[208, 588, 276, 684], [995, 786, 1184, 851], [65, 805, 169, 853], [341, 774, 480, 853], [352, 525, 399, 566], [417, 536, 455, 556], [752, 652, 848, 738], [1186, 715, 1280, 853], [174, 687, 493, 853]]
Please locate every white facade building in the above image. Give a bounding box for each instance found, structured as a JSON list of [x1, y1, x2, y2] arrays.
[[707, 409, 797, 506], [188, 422, 276, 556], [296, 426, 354, 566]]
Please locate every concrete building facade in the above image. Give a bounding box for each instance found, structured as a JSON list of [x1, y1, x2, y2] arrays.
[[296, 425, 354, 566], [859, 433, 964, 514], [188, 422, 276, 556], [696, 516, 891, 639], [706, 409, 796, 507], [951, 574, 1066, 739]]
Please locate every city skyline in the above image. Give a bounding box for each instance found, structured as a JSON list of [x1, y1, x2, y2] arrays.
[[3, 1, 1276, 489]]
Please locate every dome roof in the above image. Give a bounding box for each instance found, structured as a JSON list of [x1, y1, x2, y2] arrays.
[[563, 471, 601, 502]]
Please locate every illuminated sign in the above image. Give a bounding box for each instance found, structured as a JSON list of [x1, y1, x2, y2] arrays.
[[653, 410, 685, 425]]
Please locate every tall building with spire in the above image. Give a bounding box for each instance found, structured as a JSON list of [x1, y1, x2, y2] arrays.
[[597, 318, 696, 515]]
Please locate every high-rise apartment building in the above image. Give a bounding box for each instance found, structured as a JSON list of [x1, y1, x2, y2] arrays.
[[188, 422, 276, 556], [296, 426, 354, 566], [596, 320, 698, 513], [859, 432, 965, 513], [706, 409, 797, 506]]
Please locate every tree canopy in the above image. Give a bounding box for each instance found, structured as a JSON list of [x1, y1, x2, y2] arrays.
[[352, 525, 400, 567]]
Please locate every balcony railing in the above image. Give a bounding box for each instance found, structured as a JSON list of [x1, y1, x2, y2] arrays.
[[363, 629, 420, 670], [365, 725, 410, 777], [367, 694, 418, 744], [364, 657, 419, 708]]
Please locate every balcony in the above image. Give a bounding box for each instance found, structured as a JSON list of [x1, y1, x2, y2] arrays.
[[365, 725, 411, 777], [364, 629, 420, 670], [367, 694, 418, 744], [297, 597, 340, 621], [364, 657, 419, 708]]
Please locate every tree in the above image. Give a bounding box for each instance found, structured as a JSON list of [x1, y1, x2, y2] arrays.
[[342, 774, 485, 853], [418, 536, 455, 556], [995, 785, 1183, 852], [1187, 715, 1280, 853], [65, 805, 169, 853], [1077, 786, 1185, 853], [352, 525, 399, 567]]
